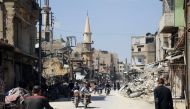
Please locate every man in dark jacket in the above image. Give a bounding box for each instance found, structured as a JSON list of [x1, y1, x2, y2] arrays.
[[23, 85, 53, 109], [154, 78, 173, 109]]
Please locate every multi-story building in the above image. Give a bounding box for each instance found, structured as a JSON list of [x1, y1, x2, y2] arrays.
[[118, 61, 125, 80], [0, 0, 39, 91], [93, 50, 112, 74], [92, 49, 119, 81], [118, 61, 125, 73], [158, 0, 185, 101], [131, 35, 156, 70]]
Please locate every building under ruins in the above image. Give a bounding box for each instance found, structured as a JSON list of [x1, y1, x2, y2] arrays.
[[0, 0, 39, 92], [157, 0, 185, 99], [131, 35, 156, 70]]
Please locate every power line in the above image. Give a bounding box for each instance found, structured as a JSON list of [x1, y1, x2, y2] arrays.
[[54, 28, 132, 36]]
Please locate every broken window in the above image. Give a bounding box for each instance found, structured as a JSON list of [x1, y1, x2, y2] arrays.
[[132, 48, 134, 51], [45, 32, 50, 42], [137, 45, 144, 48], [138, 58, 142, 62], [138, 48, 141, 52], [146, 37, 154, 44]]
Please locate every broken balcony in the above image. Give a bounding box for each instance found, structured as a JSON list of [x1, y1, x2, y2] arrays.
[[159, 12, 177, 33]]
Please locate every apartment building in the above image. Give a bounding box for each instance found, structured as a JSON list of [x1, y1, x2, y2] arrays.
[[158, 0, 185, 99], [131, 35, 156, 70]]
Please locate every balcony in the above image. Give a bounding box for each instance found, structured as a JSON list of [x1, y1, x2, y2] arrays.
[[159, 12, 177, 33], [132, 52, 145, 57], [82, 48, 93, 53]]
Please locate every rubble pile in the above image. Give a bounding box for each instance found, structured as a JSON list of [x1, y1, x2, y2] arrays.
[[121, 72, 156, 99], [43, 58, 68, 77], [43, 58, 69, 85]]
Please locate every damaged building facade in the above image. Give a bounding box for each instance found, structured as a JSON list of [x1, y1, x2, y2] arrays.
[[93, 50, 119, 82], [157, 0, 186, 99], [131, 35, 156, 70], [0, 0, 39, 92]]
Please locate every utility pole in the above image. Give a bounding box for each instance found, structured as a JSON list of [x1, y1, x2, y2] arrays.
[[38, 0, 42, 85], [186, 0, 190, 108], [0, 0, 4, 40]]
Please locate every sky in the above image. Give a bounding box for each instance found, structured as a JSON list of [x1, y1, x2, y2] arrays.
[[49, 0, 162, 62]]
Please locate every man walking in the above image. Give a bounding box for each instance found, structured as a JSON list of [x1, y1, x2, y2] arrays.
[[23, 85, 53, 109], [154, 78, 173, 109]]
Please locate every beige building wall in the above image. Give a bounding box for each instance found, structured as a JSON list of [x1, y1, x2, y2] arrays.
[[0, 0, 39, 90], [3, 1, 38, 55], [118, 62, 125, 73], [93, 50, 112, 74], [92, 50, 119, 74], [131, 36, 156, 69], [112, 53, 119, 72]]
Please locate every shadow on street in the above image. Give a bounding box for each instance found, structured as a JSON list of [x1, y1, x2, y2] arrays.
[[52, 97, 72, 102], [77, 106, 100, 108], [52, 95, 107, 102], [91, 95, 106, 101]]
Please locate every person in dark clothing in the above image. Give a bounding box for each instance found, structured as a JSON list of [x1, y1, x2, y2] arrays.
[[73, 82, 80, 90], [154, 78, 173, 109], [113, 82, 116, 91], [23, 85, 53, 109], [105, 82, 111, 93], [68, 81, 74, 98], [117, 82, 120, 90]]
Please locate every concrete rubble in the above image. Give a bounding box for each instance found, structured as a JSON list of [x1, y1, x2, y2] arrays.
[[43, 58, 68, 86], [120, 71, 157, 100]]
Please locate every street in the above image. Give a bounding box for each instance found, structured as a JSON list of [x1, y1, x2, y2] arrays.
[[50, 91, 154, 109]]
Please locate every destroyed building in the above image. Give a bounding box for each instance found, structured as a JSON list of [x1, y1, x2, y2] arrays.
[[93, 50, 119, 82], [157, 0, 185, 99], [131, 35, 156, 70], [41, 38, 71, 85], [122, 1, 186, 108], [0, 0, 39, 92]]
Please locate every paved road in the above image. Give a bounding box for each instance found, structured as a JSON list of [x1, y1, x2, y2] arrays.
[[50, 91, 154, 109]]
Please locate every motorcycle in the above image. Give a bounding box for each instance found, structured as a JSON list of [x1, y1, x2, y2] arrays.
[[73, 90, 80, 108], [82, 94, 91, 109], [97, 86, 103, 95]]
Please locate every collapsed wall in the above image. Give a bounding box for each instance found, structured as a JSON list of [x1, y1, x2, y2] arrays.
[[43, 58, 68, 85], [121, 64, 169, 100]]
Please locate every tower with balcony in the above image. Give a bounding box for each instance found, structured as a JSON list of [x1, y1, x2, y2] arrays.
[[82, 14, 93, 71]]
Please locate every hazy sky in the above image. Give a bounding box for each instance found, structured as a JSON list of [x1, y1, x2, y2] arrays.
[[49, 0, 162, 61]]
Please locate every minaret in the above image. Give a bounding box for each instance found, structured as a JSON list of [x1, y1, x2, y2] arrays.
[[82, 14, 93, 70]]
